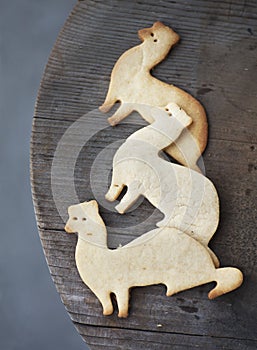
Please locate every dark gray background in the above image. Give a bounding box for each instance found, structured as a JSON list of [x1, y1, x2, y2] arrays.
[[0, 1, 88, 349]]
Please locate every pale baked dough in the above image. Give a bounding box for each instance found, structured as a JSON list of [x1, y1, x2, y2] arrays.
[[100, 22, 208, 172], [106, 104, 220, 266], [65, 201, 243, 318]]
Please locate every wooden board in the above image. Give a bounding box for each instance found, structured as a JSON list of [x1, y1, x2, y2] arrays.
[[31, 0, 257, 349]]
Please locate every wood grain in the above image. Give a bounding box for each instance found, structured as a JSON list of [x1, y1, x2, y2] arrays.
[[31, 0, 257, 349]]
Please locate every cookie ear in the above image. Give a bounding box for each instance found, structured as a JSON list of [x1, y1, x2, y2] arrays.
[[88, 200, 99, 210], [67, 204, 79, 217], [80, 200, 98, 211], [153, 21, 165, 29], [79, 200, 99, 221], [138, 27, 151, 41]]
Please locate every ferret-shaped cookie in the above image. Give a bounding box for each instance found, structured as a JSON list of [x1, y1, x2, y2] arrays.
[[65, 200, 243, 318], [100, 21, 207, 173], [105, 103, 220, 266]]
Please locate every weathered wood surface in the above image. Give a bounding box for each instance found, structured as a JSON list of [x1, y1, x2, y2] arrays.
[[31, 0, 257, 349]]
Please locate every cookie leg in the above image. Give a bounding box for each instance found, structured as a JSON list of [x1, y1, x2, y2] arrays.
[[108, 103, 134, 126], [99, 91, 117, 113], [97, 291, 114, 316], [105, 183, 125, 202], [115, 182, 141, 214], [116, 290, 130, 318]]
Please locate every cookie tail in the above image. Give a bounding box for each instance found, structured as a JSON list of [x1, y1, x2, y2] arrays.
[[208, 267, 243, 299]]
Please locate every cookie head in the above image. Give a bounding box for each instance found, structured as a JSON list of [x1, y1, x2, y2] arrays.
[[138, 21, 179, 48], [65, 200, 99, 233], [164, 103, 192, 127]]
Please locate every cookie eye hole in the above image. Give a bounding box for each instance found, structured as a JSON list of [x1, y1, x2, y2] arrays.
[[168, 113, 172, 116], [72, 217, 78, 221], [154, 39, 158, 42], [165, 108, 169, 112], [82, 218, 87, 221], [150, 32, 154, 37]]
